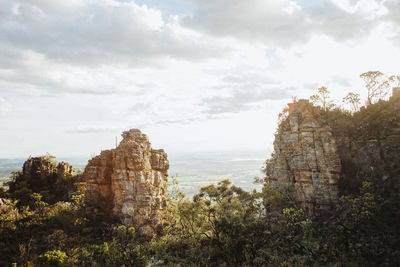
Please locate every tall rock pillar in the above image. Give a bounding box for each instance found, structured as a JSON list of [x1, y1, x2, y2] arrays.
[[83, 129, 169, 237], [265, 100, 341, 214]]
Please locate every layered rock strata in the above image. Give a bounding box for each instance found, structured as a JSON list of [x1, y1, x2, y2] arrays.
[[265, 100, 341, 214], [83, 129, 169, 237]]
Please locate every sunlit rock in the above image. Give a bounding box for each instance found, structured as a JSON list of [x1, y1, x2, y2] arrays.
[[83, 129, 169, 238]]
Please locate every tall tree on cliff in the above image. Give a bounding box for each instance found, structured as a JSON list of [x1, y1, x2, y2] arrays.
[[342, 92, 361, 113], [310, 86, 334, 111], [360, 71, 390, 105], [389, 75, 400, 88]]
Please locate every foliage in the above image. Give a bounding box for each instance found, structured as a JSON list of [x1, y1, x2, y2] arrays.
[[360, 71, 390, 105], [1, 165, 400, 266], [389, 75, 400, 88], [1, 91, 400, 266], [7, 155, 82, 206], [310, 86, 335, 111], [148, 176, 400, 266], [37, 250, 71, 266], [342, 92, 361, 113]]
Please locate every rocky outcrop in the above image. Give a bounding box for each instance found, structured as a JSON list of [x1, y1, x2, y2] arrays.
[[265, 100, 341, 214], [265, 93, 400, 214], [21, 156, 74, 192], [7, 155, 76, 203], [333, 93, 400, 187], [83, 129, 169, 238], [23, 156, 74, 180]]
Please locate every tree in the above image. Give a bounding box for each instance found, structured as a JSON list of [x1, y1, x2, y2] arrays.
[[153, 180, 268, 266], [360, 71, 390, 105], [342, 92, 361, 113], [389, 75, 400, 88], [310, 86, 334, 111], [37, 250, 70, 266], [277, 106, 289, 124]]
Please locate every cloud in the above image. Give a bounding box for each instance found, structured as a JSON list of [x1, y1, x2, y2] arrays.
[[129, 102, 154, 112], [0, 0, 226, 96], [199, 69, 294, 115], [182, 0, 309, 46], [156, 118, 199, 125], [181, 0, 385, 46], [221, 73, 279, 85], [67, 126, 121, 134], [0, 97, 11, 116], [383, 0, 400, 43], [383, 0, 400, 24], [0, 67, 153, 96], [0, 0, 222, 68], [67, 118, 202, 134], [202, 85, 292, 114]]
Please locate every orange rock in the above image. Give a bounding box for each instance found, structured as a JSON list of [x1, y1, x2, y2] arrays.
[[265, 99, 340, 215], [83, 129, 169, 238]]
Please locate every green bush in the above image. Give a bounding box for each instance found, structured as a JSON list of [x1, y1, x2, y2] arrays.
[[37, 250, 70, 266]]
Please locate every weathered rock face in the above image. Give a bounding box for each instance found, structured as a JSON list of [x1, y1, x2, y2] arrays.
[[83, 129, 169, 237], [23, 156, 74, 180], [7, 155, 76, 203], [22, 156, 74, 192], [265, 100, 341, 214]]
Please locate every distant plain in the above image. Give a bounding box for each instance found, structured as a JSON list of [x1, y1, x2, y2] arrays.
[[0, 150, 268, 197]]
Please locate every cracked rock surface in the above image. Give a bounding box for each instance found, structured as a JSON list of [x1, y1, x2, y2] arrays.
[[265, 100, 341, 214], [83, 129, 169, 238]]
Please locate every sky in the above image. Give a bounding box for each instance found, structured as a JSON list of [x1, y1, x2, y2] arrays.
[[0, 0, 399, 158]]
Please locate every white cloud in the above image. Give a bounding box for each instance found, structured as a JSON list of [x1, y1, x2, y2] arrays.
[[181, 0, 387, 46], [181, 0, 310, 46], [382, 0, 400, 44], [0, 97, 11, 116], [0, 0, 399, 157], [68, 126, 122, 134], [0, 0, 222, 68], [0, 0, 228, 98], [384, 0, 400, 24]]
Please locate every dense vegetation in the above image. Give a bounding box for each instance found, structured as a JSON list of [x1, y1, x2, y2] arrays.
[[1, 169, 399, 266], [1, 74, 399, 266]]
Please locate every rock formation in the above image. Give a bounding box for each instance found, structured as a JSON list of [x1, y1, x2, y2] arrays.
[[7, 155, 75, 203], [22, 156, 74, 192], [22, 156, 74, 182], [265, 100, 341, 214], [266, 92, 400, 214], [83, 129, 169, 238]]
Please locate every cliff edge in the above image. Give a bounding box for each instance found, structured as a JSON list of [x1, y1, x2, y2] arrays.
[[265, 92, 400, 214], [265, 100, 340, 214]]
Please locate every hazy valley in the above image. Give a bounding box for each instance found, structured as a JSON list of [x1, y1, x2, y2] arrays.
[[1, 150, 267, 197]]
